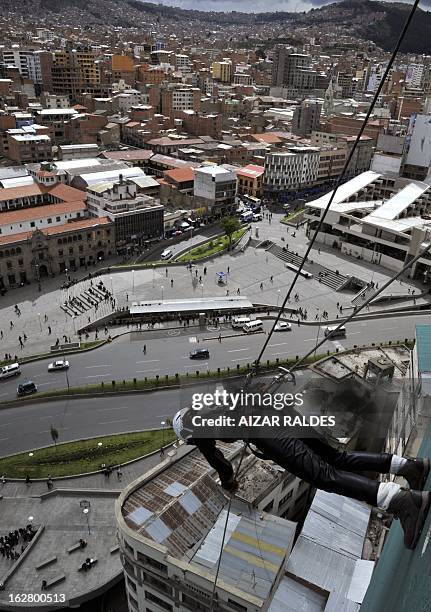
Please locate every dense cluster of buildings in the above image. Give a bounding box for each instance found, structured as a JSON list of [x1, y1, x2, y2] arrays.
[[1, 23, 431, 290], [1, 6, 431, 611]]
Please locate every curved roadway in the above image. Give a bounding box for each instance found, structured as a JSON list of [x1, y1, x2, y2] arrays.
[[0, 313, 429, 455]]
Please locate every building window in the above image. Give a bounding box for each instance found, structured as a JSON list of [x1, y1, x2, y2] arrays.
[[47, 218, 52, 224], [18, 259, 23, 266], [56, 216, 61, 222], [280, 490, 293, 507], [137, 553, 167, 574], [125, 541, 134, 555], [263, 500, 274, 512], [129, 595, 139, 610], [30, 222, 35, 227], [144, 591, 172, 611], [6, 261, 12, 269], [127, 577, 137, 592], [228, 599, 248, 612]]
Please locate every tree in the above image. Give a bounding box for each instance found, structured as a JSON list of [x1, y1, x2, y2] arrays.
[[50, 425, 59, 450], [220, 216, 241, 250]]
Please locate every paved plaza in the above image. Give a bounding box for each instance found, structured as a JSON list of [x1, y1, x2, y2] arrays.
[[0, 213, 427, 360]]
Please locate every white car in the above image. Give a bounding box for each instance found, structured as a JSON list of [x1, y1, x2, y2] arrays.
[[48, 359, 70, 372], [161, 249, 173, 260], [274, 321, 292, 332]]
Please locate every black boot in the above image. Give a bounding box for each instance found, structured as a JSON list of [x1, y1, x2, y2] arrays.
[[387, 489, 431, 550], [398, 457, 430, 490]]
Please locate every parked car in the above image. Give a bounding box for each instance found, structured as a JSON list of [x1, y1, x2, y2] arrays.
[[0, 362, 21, 380], [274, 321, 292, 332], [48, 359, 70, 372], [17, 381, 37, 397], [189, 348, 210, 359]]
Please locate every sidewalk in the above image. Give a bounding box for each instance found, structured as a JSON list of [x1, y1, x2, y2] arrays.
[[0, 212, 428, 359], [0, 442, 189, 498]]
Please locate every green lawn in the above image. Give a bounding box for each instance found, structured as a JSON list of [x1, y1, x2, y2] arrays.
[[175, 228, 246, 262], [281, 208, 305, 224], [0, 429, 176, 478]]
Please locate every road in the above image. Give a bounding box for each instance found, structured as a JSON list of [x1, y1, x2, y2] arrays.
[[0, 370, 318, 456], [0, 314, 427, 404]]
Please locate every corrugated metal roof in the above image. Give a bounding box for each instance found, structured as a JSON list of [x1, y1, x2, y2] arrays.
[[415, 324, 431, 373], [286, 490, 371, 600], [268, 575, 326, 611], [122, 442, 295, 601]]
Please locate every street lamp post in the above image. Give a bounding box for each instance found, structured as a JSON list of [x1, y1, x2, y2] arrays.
[[277, 289, 281, 308], [314, 308, 322, 357], [72, 316, 76, 334], [83, 508, 91, 535], [161, 285, 164, 302], [132, 269, 135, 294], [152, 264, 155, 288], [161, 420, 166, 448], [37, 313, 42, 332]]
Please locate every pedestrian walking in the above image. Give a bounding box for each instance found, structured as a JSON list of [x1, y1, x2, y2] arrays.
[[218, 334, 222, 343], [204, 267, 207, 275], [260, 282, 263, 290], [48, 326, 51, 335], [116, 468, 123, 480], [226, 289, 229, 296], [18, 336, 23, 349], [171, 279, 174, 287], [166, 268, 168, 277], [143, 344, 147, 354], [270, 275, 273, 283], [0, 331, 2, 339], [23, 333, 27, 341], [227, 266, 230, 274], [10, 321, 13, 329], [237, 288, 240, 295]]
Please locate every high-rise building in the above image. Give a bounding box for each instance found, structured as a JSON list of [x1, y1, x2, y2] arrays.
[[292, 100, 322, 137], [115, 443, 296, 612], [194, 165, 237, 213], [405, 63, 424, 89], [271, 48, 312, 88], [263, 147, 320, 197], [401, 113, 431, 180], [212, 60, 232, 83], [1, 46, 34, 78], [51, 48, 101, 101]]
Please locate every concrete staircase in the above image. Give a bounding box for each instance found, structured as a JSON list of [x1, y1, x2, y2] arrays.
[[267, 244, 350, 291]]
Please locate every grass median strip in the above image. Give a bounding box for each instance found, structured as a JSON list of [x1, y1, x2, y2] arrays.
[[175, 228, 246, 262], [0, 429, 176, 479]]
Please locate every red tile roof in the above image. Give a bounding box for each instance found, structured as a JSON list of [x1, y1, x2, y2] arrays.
[[0, 217, 111, 246], [0, 200, 86, 225], [236, 164, 264, 178], [0, 182, 84, 203], [250, 133, 282, 144], [164, 167, 195, 183], [0, 184, 43, 202]]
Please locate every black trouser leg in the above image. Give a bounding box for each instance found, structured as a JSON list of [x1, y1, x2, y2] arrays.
[[302, 437, 393, 474], [253, 435, 380, 506]]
